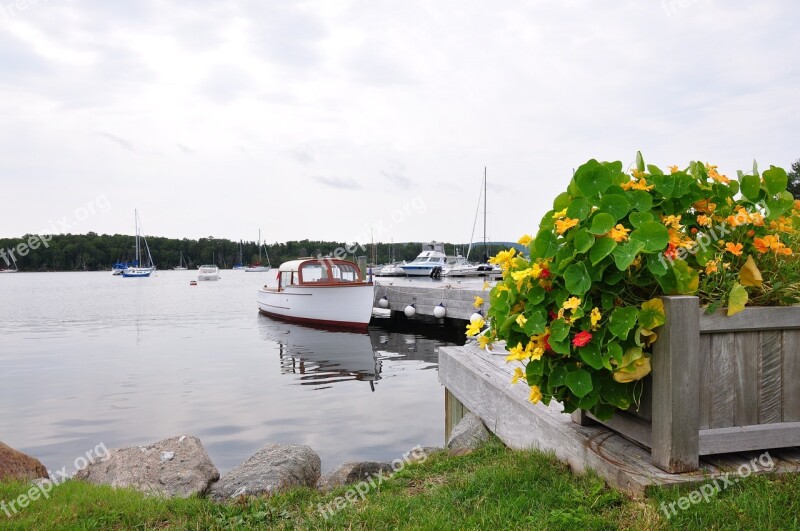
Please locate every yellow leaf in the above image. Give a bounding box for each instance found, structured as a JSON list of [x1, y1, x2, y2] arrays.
[[739, 255, 763, 288], [613, 357, 651, 383], [727, 282, 749, 316]]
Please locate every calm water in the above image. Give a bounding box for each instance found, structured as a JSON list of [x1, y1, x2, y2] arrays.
[[0, 271, 463, 474]]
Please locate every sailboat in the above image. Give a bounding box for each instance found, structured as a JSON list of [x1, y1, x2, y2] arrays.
[[173, 251, 188, 271], [233, 241, 245, 270], [245, 230, 271, 272], [122, 210, 156, 278], [442, 168, 490, 277]]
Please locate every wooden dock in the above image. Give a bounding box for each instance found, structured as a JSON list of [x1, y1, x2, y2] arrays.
[[372, 280, 489, 322], [439, 343, 800, 496]]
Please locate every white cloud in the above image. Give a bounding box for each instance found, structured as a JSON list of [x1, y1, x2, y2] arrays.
[[0, 0, 798, 244]]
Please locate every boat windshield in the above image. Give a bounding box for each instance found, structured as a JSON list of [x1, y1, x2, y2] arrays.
[[297, 260, 362, 285]]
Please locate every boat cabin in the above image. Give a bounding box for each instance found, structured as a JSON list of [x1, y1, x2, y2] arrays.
[[277, 259, 369, 289]]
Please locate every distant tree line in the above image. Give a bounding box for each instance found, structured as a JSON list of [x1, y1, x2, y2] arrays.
[[0, 233, 516, 272], [789, 159, 800, 199]]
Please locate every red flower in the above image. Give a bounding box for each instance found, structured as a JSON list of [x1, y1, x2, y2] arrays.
[[548, 310, 558, 320], [540, 268, 551, 279], [543, 333, 552, 351], [664, 243, 678, 260], [572, 331, 593, 347]]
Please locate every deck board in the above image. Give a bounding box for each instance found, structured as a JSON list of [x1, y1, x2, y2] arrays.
[[439, 343, 800, 496]]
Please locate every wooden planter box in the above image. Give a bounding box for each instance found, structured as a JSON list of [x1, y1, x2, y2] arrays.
[[572, 296, 800, 473]]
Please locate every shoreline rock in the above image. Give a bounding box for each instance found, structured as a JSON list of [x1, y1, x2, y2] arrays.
[[0, 442, 49, 482]]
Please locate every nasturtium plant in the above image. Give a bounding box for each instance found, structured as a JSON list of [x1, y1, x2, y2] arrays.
[[470, 153, 800, 420]]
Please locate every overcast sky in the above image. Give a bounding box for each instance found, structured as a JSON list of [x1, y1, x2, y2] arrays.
[[1, 0, 798, 245]]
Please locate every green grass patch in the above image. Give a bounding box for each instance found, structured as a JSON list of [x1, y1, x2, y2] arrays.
[[0, 443, 798, 530]]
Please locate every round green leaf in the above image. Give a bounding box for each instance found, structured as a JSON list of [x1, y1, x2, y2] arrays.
[[553, 192, 571, 211], [608, 306, 639, 340], [589, 213, 615, 235], [534, 229, 558, 259], [578, 341, 604, 370], [565, 369, 593, 398], [626, 190, 653, 212], [599, 194, 630, 221], [573, 229, 594, 254], [590, 237, 617, 266], [763, 166, 788, 195], [564, 262, 591, 296], [574, 160, 612, 197], [611, 239, 645, 270], [630, 221, 669, 252], [629, 211, 654, 228], [566, 197, 590, 221], [739, 174, 761, 200]]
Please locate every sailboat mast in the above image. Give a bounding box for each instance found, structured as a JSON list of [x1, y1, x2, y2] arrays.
[[258, 229, 262, 261], [483, 167, 487, 261], [134, 209, 140, 264]]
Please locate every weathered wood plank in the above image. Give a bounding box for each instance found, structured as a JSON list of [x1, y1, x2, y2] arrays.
[[699, 306, 800, 333], [698, 334, 713, 429], [445, 388, 468, 443], [759, 331, 783, 424], [438, 345, 712, 494], [783, 331, 800, 422], [651, 296, 701, 472], [699, 423, 800, 455], [589, 411, 652, 448], [710, 333, 736, 429], [570, 410, 597, 426], [733, 332, 760, 426]]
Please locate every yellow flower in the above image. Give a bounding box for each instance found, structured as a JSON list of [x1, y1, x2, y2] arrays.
[[632, 169, 646, 178], [477, 334, 492, 350], [555, 217, 579, 235], [562, 297, 582, 311], [708, 168, 730, 184], [527, 345, 544, 361], [495, 284, 510, 293], [528, 385, 543, 404], [517, 234, 532, 246], [661, 214, 682, 230], [511, 367, 525, 385], [621, 178, 654, 191], [515, 314, 527, 327], [669, 165, 680, 174], [607, 224, 630, 243], [466, 318, 485, 337], [725, 242, 743, 256], [590, 307, 602, 329], [482, 281, 490, 291], [696, 214, 712, 228], [488, 248, 517, 272], [473, 296, 484, 309], [705, 260, 718, 274], [505, 342, 526, 362], [552, 208, 568, 220]]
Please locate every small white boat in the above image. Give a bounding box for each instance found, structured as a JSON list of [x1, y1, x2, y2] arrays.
[[122, 210, 156, 278], [376, 262, 407, 277], [173, 251, 188, 271], [0, 254, 18, 273], [399, 242, 448, 277], [257, 258, 374, 329], [245, 229, 272, 272], [197, 265, 220, 281]]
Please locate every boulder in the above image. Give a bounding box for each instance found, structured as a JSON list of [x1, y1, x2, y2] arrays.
[[0, 442, 48, 482], [73, 435, 218, 498], [447, 412, 491, 451], [209, 443, 320, 501], [317, 461, 393, 492]]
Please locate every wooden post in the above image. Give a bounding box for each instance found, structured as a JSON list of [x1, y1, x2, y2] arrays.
[[570, 410, 597, 426], [651, 296, 700, 472], [445, 388, 468, 443]]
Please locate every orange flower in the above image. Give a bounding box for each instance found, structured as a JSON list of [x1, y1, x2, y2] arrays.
[[725, 242, 743, 256], [555, 217, 579, 235], [607, 224, 630, 243], [693, 200, 717, 214], [705, 260, 718, 274], [668, 165, 680, 174], [696, 214, 712, 228]]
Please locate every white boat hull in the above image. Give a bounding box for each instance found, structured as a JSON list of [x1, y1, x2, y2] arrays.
[[399, 265, 439, 276], [245, 266, 271, 272], [198, 274, 219, 281], [257, 284, 374, 329]]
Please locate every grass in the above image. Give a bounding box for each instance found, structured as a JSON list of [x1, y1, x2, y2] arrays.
[[1, 441, 798, 530]]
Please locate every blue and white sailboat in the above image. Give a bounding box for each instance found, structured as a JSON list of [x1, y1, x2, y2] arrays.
[[122, 210, 156, 278]]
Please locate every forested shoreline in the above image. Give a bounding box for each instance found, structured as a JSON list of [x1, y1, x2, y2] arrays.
[[0, 233, 513, 272]]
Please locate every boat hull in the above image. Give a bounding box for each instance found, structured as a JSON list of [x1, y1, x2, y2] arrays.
[[257, 284, 374, 329], [245, 266, 271, 272], [399, 265, 439, 276], [121, 268, 152, 278]]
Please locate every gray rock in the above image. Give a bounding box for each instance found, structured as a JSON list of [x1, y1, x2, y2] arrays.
[[209, 443, 320, 501], [317, 461, 394, 492], [446, 412, 491, 451], [73, 435, 218, 498], [0, 441, 49, 482]]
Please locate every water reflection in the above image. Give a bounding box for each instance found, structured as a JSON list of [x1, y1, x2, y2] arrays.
[[257, 315, 464, 391]]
